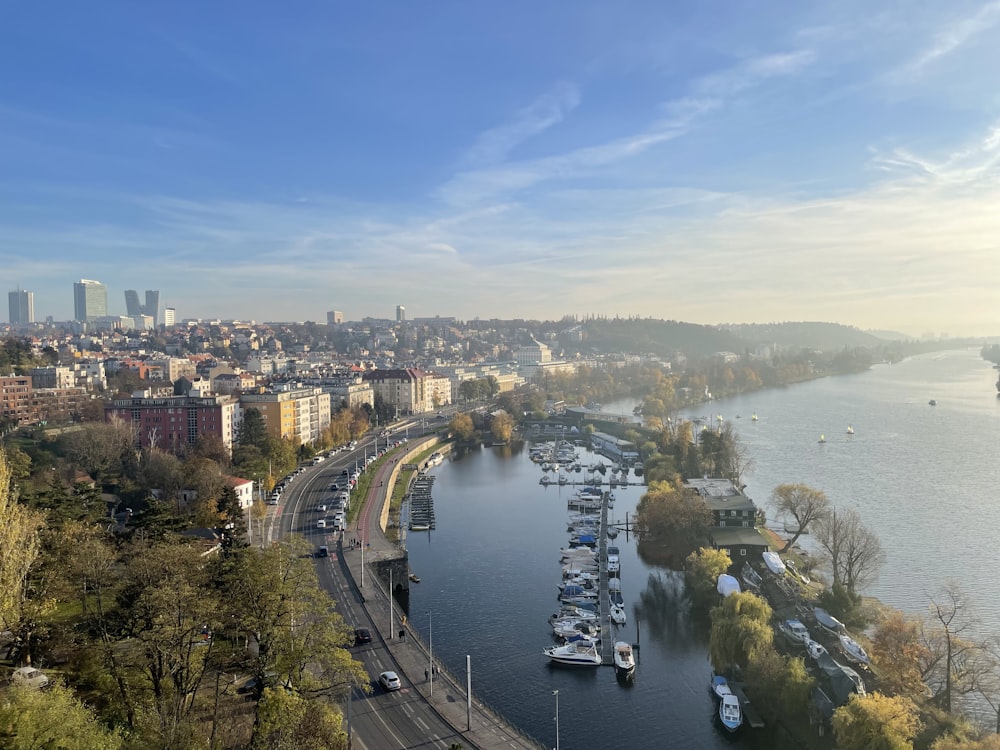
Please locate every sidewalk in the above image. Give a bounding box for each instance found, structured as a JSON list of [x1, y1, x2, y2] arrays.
[[341, 444, 544, 750]]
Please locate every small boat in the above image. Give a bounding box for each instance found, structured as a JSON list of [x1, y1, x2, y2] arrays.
[[740, 562, 763, 592], [818, 434, 826, 443], [839, 634, 871, 665], [718, 693, 743, 732], [762, 551, 787, 576], [929, 399, 937, 406], [711, 674, 731, 700], [804, 638, 827, 661], [751, 413, 758, 421], [550, 606, 598, 622], [613, 641, 636, 676], [717, 574, 741, 597], [543, 642, 602, 667], [558, 474, 569, 485], [408, 573, 421, 583], [813, 607, 847, 635], [540, 475, 552, 485], [778, 619, 810, 646], [847, 425, 854, 435], [607, 525, 619, 539], [610, 604, 627, 625]]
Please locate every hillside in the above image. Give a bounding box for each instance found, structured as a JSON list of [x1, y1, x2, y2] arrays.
[[564, 318, 750, 359], [719, 322, 888, 352]]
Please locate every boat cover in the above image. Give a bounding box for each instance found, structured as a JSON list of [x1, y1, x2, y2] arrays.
[[762, 551, 787, 575], [717, 574, 741, 597]]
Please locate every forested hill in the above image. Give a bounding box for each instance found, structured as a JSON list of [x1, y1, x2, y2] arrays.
[[719, 322, 889, 351], [566, 319, 749, 358]]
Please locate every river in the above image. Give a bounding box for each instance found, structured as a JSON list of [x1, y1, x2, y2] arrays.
[[405, 348, 1000, 748]]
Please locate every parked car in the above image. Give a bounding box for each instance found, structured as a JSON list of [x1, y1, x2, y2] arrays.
[[11, 666, 49, 689], [379, 670, 401, 691]]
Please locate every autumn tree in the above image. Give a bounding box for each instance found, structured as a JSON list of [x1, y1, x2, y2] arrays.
[[870, 609, 931, 698], [685, 547, 732, 613], [932, 734, 1000, 750], [490, 411, 514, 443], [771, 483, 830, 553], [60, 417, 138, 483], [709, 591, 774, 674], [813, 507, 885, 596], [449, 414, 476, 443], [0, 448, 45, 634], [744, 649, 815, 721], [635, 482, 712, 564], [832, 692, 921, 750]]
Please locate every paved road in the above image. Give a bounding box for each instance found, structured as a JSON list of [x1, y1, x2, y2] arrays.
[[265, 427, 543, 750]]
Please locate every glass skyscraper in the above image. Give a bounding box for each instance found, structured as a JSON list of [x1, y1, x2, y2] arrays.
[[73, 279, 108, 322], [8, 289, 34, 324]]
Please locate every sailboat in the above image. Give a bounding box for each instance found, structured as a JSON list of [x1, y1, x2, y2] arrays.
[[751, 413, 758, 421], [847, 425, 854, 435], [818, 434, 826, 444]]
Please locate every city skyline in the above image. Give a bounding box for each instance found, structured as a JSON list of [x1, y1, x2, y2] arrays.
[[1, 2, 999, 336]]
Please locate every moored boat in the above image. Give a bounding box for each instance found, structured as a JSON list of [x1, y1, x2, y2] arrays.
[[610, 604, 627, 625], [613, 641, 636, 677], [762, 550, 787, 576], [717, 574, 741, 597], [718, 693, 743, 732], [839, 634, 870, 665], [543, 642, 602, 667], [710, 674, 731, 701]]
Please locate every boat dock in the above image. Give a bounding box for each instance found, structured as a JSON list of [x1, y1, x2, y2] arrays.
[[598, 492, 615, 666], [407, 474, 437, 530], [729, 683, 765, 728]]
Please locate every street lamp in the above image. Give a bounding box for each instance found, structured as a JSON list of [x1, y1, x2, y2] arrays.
[[428, 610, 434, 698], [552, 689, 559, 750]]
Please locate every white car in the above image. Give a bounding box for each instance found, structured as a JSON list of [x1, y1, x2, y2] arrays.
[[318, 504, 327, 512], [379, 670, 401, 691], [11, 666, 49, 689], [316, 519, 327, 529]]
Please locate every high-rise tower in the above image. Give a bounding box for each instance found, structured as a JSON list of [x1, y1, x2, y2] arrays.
[[396, 304, 405, 323], [8, 289, 34, 324], [74, 279, 108, 322], [125, 289, 160, 325]]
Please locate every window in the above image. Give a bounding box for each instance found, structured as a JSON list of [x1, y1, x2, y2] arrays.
[[740, 549, 747, 556]]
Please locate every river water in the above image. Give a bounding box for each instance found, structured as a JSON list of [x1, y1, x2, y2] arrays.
[[405, 348, 1000, 749]]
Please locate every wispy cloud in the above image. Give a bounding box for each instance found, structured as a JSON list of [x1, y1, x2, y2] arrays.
[[463, 82, 580, 166], [893, 1, 1000, 80], [438, 49, 814, 207]]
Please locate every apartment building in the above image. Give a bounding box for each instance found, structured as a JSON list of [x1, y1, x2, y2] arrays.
[[106, 392, 241, 454], [239, 386, 331, 445]]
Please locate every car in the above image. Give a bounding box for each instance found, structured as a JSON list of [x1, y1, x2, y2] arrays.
[[317, 545, 329, 558], [318, 504, 327, 512], [316, 519, 326, 529], [354, 627, 372, 645], [329, 483, 340, 491], [11, 666, 49, 689], [379, 670, 401, 691]]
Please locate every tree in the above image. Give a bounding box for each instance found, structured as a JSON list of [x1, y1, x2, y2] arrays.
[[253, 687, 346, 750], [922, 582, 990, 714], [60, 417, 137, 483], [684, 547, 732, 612], [832, 692, 921, 750], [449, 414, 476, 443], [0, 683, 124, 750], [490, 411, 514, 443], [0, 448, 45, 634], [870, 609, 931, 698], [771, 483, 830, 553], [709, 591, 774, 673], [221, 538, 367, 706], [744, 649, 815, 720], [635, 482, 712, 564], [932, 735, 1000, 750], [813, 507, 885, 596]]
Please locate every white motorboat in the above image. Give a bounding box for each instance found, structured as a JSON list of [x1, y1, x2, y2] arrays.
[[550, 606, 597, 622], [613, 641, 636, 676], [711, 674, 731, 700], [762, 551, 787, 576], [543, 642, 602, 667], [804, 638, 827, 661], [718, 693, 742, 732], [839, 634, 870, 665], [814, 607, 847, 635], [717, 574, 741, 597], [778, 619, 810, 646], [552, 619, 600, 639], [610, 604, 627, 625]]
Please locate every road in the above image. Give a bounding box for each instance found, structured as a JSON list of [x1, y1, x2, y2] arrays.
[[262, 426, 503, 750]]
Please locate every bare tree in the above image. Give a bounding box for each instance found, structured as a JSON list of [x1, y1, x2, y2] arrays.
[[921, 582, 991, 715], [813, 508, 885, 596], [771, 483, 829, 553]]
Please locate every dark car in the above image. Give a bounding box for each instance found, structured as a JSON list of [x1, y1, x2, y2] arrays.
[[317, 545, 329, 558], [354, 627, 372, 645]]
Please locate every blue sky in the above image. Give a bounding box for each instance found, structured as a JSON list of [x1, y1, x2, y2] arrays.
[[2, 1, 999, 336]]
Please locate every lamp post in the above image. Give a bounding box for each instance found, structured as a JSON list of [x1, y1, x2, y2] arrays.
[[552, 689, 559, 750], [428, 610, 434, 698]]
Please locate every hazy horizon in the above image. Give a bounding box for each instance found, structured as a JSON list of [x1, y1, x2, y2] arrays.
[[2, 2, 999, 336]]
